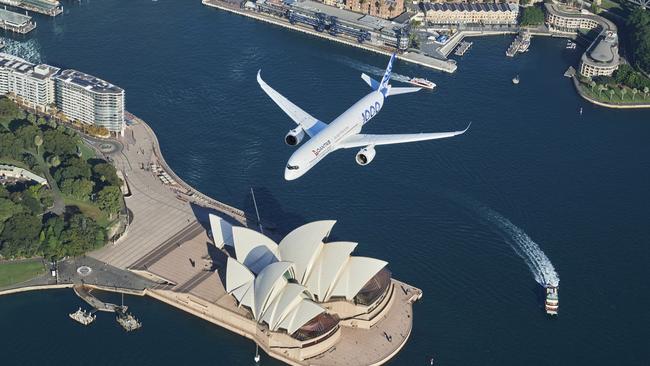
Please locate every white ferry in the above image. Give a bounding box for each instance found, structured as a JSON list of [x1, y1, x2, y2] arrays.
[[545, 285, 559, 315], [409, 77, 436, 90]]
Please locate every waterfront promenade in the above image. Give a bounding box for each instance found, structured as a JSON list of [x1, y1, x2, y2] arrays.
[[0, 109, 421, 365]]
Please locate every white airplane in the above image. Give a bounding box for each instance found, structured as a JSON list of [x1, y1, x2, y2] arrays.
[[257, 54, 470, 181]]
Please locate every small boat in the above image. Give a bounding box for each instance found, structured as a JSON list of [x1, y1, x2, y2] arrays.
[[408, 77, 436, 90], [579, 107, 583, 115], [512, 75, 520, 85], [545, 285, 559, 315], [69, 307, 96, 325]]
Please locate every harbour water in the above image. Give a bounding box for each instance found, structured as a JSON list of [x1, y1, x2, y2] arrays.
[[1, 1, 650, 365]]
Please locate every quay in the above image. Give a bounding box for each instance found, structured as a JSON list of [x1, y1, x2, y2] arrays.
[[0, 7, 35, 34], [201, 0, 457, 73], [0, 0, 62, 16], [73, 285, 127, 313]]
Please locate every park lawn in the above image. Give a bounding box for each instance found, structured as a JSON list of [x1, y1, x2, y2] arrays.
[[0, 259, 46, 288], [77, 142, 96, 160], [600, 0, 621, 10], [0, 157, 30, 169], [63, 197, 109, 226], [579, 82, 650, 104]]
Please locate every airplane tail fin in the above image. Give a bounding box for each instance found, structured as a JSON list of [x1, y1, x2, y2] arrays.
[[378, 53, 396, 96]]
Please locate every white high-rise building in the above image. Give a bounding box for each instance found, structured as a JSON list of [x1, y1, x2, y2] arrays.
[[0, 53, 60, 112], [55, 69, 125, 135]]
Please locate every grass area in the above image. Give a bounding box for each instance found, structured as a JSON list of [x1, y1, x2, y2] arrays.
[[62, 196, 113, 227], [599, 0, 621, 10], [0, 157, 29, 169], [77, 142, 96, 160], [0, 259, 45, 288], [579, 81, 650, 104]]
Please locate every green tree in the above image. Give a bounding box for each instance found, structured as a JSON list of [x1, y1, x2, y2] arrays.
[[627, 9, 650, 73], [60, 178, 94, 201], [608, 89, 615, 100], [42, 129, 78, 156], [14, 124, 40, 150], [54, 156, 91, 183], [92, 163, 120, 188], [0, 212, 41, 257], [97, 186, 122, 216], [589, 80, 596, 91], [620, 87, 627, 100], [632, 88, 638, 100], [34, 134, 43, 156], [520, 6, 544, 26], [47, 155, 61, 168], [644, 86, 649, 99]]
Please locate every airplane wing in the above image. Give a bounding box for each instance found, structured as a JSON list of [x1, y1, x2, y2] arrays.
[[257, 70, 327, 137], [338, 123, 471, 149]]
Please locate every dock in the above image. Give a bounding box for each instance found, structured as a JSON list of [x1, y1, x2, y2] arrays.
[[454, 41, 473, 56], [73, 285, 127, 313], [506, 30, 531, 57], [0, 7, 35, 34], [0, 0, 62, 16]]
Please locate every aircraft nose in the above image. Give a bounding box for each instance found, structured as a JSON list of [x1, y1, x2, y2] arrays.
[[284, 169, 297, 181]]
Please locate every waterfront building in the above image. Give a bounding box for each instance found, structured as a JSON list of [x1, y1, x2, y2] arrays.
[[345, 0, 405, 20], [0, 53, 59, 112], [212, 215, 404, 359], [1, 0, 64, 16], [544, 3, 619, 77], [413, 2, 519, 25], [0, 164, 48, 186], [55, 69, 125, 135], [0, 8, 36, 34]]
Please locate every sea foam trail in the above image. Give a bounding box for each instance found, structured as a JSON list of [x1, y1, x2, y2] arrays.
[[448, 192, 560, 287], [337, 57, 412, 83], [478, 205, 560, 287]]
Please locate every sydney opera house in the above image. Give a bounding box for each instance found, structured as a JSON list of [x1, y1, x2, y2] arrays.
[[209, 214, 422, 362]]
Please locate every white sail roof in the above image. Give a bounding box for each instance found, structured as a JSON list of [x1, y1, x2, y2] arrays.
[[278, 220, 336, 283], [254, 261, 294, 319], [232, 226, 279, 274], [304, 241, 358, 301], [279, 300, 326, 335], [225, 258, 256, 315], [327, 257, 387, 301], [209, 214, 234, 249]]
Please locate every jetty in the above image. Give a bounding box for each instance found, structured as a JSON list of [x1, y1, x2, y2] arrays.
[[506, 30, 531, 57], [0, 0, 62, 16], [0, 8, 35, 34], [454, 41, 473, 56], [73, 285, 127, 313]]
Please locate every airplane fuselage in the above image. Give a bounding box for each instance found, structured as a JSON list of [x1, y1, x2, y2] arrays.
[[284, 90, 385, 180]]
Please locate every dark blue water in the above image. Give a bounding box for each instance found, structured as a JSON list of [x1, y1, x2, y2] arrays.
[[1, 1, 649, 365]]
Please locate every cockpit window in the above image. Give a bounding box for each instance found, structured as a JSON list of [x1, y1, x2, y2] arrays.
[[287, 165, 300, 170]]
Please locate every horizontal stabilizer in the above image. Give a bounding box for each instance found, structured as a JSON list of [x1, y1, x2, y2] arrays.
[[361, 73, 380, 90], [387, 86, 421, 96]]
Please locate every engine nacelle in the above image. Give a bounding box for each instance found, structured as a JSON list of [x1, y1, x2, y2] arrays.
[[285, 128, 305, 146], [355, 146, 376, 166]]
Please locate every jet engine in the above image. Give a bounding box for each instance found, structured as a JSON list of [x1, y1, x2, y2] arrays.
[[285, 128, 305, 146], [355, 146, 376, 166]]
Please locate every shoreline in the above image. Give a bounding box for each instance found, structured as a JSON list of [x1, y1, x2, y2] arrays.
[[572, 77, 650, 109], [201, 0, 458, 73]]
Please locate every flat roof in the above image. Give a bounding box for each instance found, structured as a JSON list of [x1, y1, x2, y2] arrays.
[[290, 0, 401, 32], [422, 2, 518, 13], [56, 69, 124, 94], [0, 53, 60, 80], [21, 0, 61, 11], [0, 8, 32, 26]]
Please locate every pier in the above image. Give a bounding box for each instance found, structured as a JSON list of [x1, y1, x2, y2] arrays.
[[0, 0, 62, 16], [73, 285, 127, 313], [0, 7, 35, 34], [454, 41, 473, 57]]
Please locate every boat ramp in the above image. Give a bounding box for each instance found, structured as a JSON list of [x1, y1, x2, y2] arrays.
[[73, 285, 127, 313]]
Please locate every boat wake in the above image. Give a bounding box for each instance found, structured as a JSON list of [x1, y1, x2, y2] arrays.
[[1, 37, 42, 63], [479, 205, 560, 287], [337, 57, 411, 83], [450, 192, 560, 287]]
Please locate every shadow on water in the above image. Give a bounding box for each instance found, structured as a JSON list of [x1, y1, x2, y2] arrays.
[[240, 186, 307, 239]]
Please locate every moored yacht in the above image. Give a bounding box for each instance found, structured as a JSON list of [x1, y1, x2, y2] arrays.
[[408, 77, 436, 90]]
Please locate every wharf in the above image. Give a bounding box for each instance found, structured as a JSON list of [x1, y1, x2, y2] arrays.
[[201, 0, 457, 73], [73, 285, 127, 313], [0, 8, 35, 34], [0, 0, 62, 16], [506, 31, 531, 57], [454, 41, 472, 56]]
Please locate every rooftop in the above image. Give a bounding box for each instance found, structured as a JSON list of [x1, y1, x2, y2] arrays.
[[421, 2, 518, 13], [290, 0, 403, 32], [56, 69, 124, 94], [0, 8, 32, 26], [21, 0, 61, 11], [0, 53, 60, 80]]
